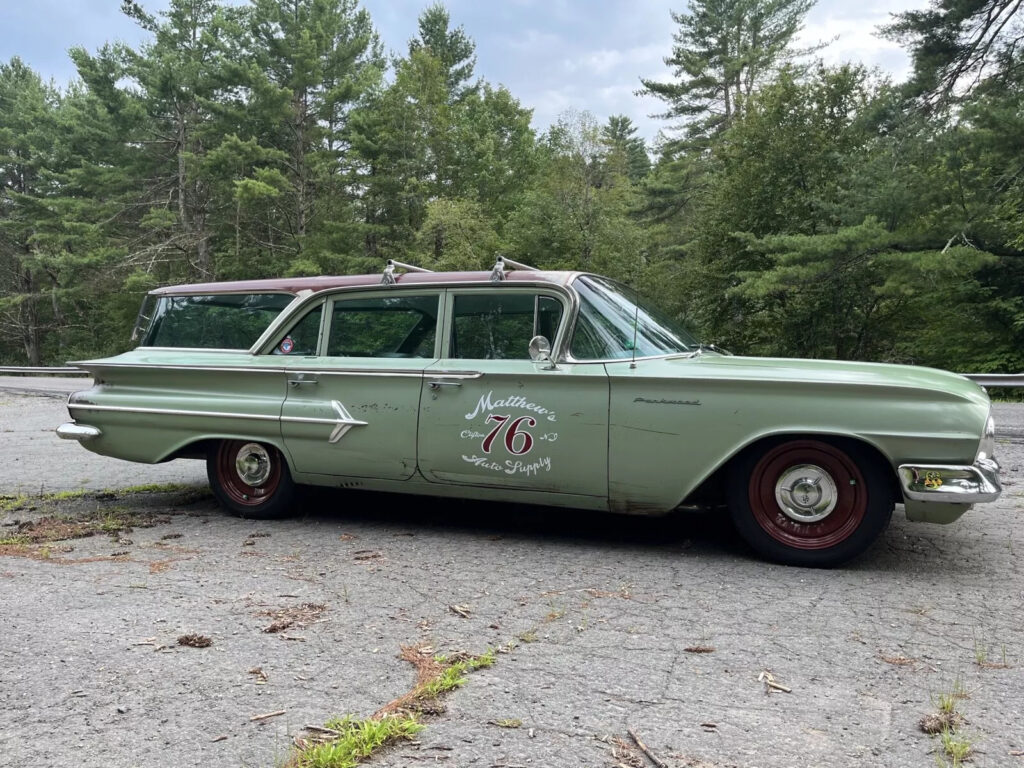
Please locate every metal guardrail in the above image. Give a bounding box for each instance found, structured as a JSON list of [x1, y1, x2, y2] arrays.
[[963, 374, 1024, 387], [0, 366, 85, 375], [0, 366, 1022, 384]]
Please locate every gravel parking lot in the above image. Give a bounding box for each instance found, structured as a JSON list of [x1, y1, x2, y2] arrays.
[[1, 377, 1022, 768]]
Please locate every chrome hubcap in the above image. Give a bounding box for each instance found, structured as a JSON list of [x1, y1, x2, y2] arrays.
[[774, 464, 837, 523], [235, 443, 272, 486]]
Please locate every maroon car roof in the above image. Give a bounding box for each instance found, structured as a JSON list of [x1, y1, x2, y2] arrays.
[[150, 270, 576, 296]]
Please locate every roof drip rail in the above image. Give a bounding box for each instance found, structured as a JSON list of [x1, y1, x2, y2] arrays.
[[490, 255, 538, 282], [381, 259, 433, 285]]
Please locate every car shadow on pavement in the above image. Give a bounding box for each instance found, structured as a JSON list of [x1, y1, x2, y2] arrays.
[[294, 486, 745, 560]]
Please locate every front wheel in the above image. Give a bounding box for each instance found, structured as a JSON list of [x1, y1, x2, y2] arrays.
[[727, 438, 893, 567], [207, 440, 295, 519]]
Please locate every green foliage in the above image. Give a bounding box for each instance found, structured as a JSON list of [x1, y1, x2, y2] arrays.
[[0, 0, 1021, 374]]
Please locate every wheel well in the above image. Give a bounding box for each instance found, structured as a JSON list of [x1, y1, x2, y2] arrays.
[[164, 439, 217, 462], [680, 433, 901, 508]]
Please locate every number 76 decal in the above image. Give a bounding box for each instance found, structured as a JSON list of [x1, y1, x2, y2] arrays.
[[482, 414, 536, 455]]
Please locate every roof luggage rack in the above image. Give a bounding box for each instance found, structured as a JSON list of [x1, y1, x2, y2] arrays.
[[490, 255, 538, 282], [381, 259, 433, 285]]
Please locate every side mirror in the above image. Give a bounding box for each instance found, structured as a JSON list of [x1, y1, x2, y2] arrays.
[[528, 335, 558, 370]]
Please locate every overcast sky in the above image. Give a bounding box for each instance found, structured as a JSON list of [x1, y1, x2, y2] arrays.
[[1, 0, 925, 143]]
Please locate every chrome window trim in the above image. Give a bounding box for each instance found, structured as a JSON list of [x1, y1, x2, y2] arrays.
[[249, 278, 586, 358], [561, 274, 701, 364]]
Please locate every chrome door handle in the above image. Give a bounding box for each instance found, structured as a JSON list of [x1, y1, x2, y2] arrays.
[[288, 375, 318, 388], [428, 380, 462, 390]]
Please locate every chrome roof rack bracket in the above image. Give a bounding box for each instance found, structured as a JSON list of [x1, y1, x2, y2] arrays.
[[381, 259, 434, 285], [490, 255, 538, 282]]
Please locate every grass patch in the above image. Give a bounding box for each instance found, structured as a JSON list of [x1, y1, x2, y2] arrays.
[[0, 494, 30, 512], [41, 489, 89, 502], [104, 482, 199, 495], [292, 647, 494, 768], [292, 714, 423, 768], [517, 628, 538, 643]]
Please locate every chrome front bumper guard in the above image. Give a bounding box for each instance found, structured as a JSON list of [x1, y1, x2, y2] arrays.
[[898, 458, 1002, 504], [56, 422, 102, 441]]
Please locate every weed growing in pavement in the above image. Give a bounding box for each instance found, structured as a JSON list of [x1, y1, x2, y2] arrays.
[[923, 677, 973, 765], [938, 727, 973, 766], [973, 633, 1011, 669], [517, 628, 538, 643], [293, 714, 424, 768], [291, 648, 495, 768], [419, 649, 496, 699]]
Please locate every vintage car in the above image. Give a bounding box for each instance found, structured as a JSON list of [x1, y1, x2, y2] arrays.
[[57, 258, 1002, 567]]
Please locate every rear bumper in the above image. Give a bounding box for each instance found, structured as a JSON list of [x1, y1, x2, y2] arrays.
[[56, 422, 102, 441], [898, 458, 1002, 505]]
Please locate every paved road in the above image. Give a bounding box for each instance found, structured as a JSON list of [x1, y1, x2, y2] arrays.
[[0, 376, 205, 493], [1, 377, 1022, 768]]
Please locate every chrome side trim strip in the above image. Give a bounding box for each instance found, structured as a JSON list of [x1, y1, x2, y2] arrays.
[[66, 362, 441, 377], [67, 403, 281, 422]]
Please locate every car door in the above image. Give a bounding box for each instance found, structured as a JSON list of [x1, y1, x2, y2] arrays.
[[279, 290, 440, 480], [416, 287, 609, 497]]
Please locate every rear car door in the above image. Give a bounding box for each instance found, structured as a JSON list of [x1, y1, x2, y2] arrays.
[[279, 290, 440, 480]]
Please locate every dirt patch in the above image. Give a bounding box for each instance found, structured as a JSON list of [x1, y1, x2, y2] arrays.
[[257, 602, 328, 633], [177, 634, 213, 648]]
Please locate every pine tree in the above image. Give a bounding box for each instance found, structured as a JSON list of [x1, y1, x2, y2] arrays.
[[408, 2, 478, 102], [246, 0, 384, 272], [883, 0, 1024, 104], [601, 115, 650, 182], [639, 0, 814, 146]]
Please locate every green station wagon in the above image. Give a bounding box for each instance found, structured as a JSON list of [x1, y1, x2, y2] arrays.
[[58, 258, 1002, 567]]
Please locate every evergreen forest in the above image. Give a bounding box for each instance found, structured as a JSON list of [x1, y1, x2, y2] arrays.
[[1, 0, 1023, 372]]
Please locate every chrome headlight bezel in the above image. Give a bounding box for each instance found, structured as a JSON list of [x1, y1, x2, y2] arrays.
[[976, 413, 996, 463]]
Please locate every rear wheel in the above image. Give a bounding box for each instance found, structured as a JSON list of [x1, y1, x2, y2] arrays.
[[728, 438, 893, 567], [207, 440, 295, 519]]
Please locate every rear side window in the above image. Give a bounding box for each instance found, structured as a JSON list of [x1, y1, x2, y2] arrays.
[[272, 305, 323, 356], [327, 294, 439, 358], [139, 293, 294, 349]]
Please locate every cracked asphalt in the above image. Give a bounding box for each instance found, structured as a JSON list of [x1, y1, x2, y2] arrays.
[[1, 376, 1022, 768]]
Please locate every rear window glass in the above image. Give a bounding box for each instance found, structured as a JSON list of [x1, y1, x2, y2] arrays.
[[138, 293, 294, 349]]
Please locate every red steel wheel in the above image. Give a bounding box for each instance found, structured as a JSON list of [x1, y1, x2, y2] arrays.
[[207, 440, 295, 519], [729, 438, 894, 567]]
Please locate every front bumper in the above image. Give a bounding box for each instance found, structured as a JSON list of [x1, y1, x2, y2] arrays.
[[898, 458, 1002, 504]]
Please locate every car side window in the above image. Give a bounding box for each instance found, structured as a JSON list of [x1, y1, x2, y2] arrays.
[[449, 293, 563, 359], [327, 294, 439, 358], [273, 304, 323, 355]]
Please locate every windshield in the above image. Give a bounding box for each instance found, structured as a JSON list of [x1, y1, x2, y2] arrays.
[[570, 276, 698, 360], [136, 292, 295, 349]]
